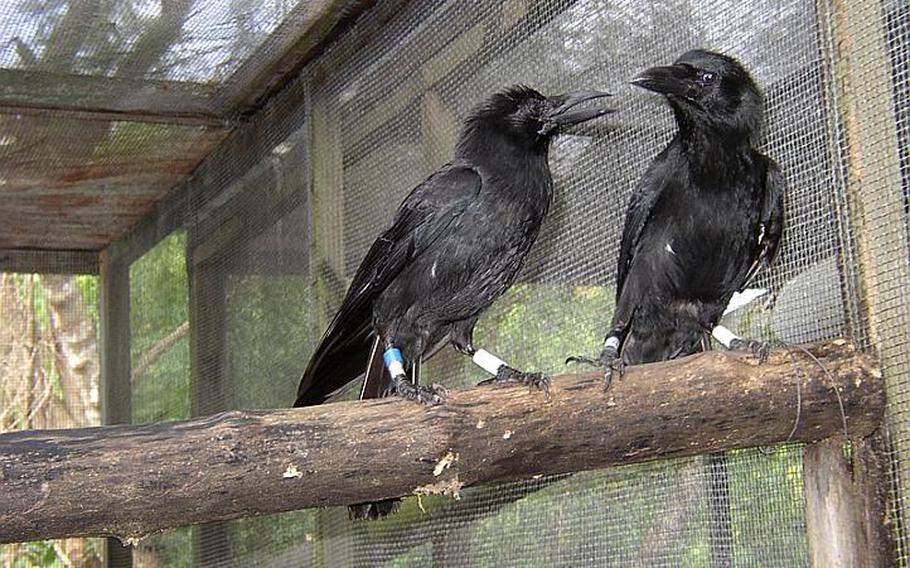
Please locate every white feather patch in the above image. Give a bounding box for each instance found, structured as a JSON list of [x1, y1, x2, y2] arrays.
[[723, 288, 768, 316]]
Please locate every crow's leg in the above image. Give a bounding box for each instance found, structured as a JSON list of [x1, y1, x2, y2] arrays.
[[566, 292, 637, 390], [566, 334, 625, 390], [381, 341, 446, 405], [450, 321, 549, 394], [712, 325, 770, 363], [474, 351, 550, 394]]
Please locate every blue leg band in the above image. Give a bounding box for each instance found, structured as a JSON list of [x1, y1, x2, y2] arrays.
[[383, 348, 406, 378], [383, 348, 404, 366]]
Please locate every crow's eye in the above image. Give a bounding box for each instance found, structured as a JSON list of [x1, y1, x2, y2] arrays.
[[699, 71, 716, 84]]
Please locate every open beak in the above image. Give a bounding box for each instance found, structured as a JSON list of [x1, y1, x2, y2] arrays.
[[631, 64, 693, 99], [545, 90, 614, 130]]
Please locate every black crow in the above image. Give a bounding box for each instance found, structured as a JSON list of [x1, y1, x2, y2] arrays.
[[296, 86, 613, 409], [569, 49, 784, 386]]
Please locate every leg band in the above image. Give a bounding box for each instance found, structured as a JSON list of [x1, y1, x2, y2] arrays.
[[383, 348, 406, 378], [712, 325, 738, 349], [472, 349, 507, 376]]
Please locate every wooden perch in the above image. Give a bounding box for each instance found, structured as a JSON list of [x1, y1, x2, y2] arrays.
[[0, 339, 883, 544]]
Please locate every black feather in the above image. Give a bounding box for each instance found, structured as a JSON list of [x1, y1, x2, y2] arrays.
[[611, 49, 784, 364]]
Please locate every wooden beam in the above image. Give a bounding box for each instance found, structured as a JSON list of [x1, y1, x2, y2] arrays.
[[98, 247, 135, 566], [0, 340, 883, 544], [0, 68, 218, 118], [98, 248, 131, 426], [0, 248, 98, 274], [0, 103, 230, 128]]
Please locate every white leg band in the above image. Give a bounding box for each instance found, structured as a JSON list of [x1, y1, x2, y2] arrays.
[[388, 360, 406, 378], [712, 325, 738, 349], [472, 349, 508, 376], [605, 336, 621, 351]]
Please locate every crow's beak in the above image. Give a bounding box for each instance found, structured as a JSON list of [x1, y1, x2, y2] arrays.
[[631, 64, 692, 98], [543, 90, 614, 134]]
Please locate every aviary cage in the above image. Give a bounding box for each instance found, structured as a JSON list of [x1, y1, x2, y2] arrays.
[[0, 0, 908, 566]]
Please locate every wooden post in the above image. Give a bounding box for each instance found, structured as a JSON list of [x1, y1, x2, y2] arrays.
[[819, 0, 910, 561], [804, 434, 894, 567], [99, 247, 133, 568], [0, 340, 884, 544], [308, 86, 354, 563], [187, 243, 231, 566]]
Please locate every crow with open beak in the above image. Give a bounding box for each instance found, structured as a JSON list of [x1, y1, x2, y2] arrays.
[[295, 85, 612, 518], [569, 49, 784, 387]]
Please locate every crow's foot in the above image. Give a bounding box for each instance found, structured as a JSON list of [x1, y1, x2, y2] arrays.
[[566, 345, 624, 391], [729, 338, 770, 364], [390, 378, 447, 405], [479, 366, 550, 398]]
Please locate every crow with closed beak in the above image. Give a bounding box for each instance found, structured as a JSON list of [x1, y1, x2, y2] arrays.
[[569, 49, 784, 387]]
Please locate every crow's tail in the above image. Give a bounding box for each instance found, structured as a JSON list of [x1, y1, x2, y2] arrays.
[[294, 311, 376, 407]]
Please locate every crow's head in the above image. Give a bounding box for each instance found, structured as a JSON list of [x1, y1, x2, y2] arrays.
[[632, 49, 763, 137], [460, 86, 613, 154]]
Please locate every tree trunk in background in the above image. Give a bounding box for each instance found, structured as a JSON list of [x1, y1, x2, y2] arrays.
[[0, 275, 28, 431], [0, 274, 102, 568], [44, 274, 100, 429], [42, 275, 102, 568]]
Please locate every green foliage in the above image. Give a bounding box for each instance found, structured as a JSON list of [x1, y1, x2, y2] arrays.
[[421, 281, 613, 392], [230, 511, 318, 561], [75, 275, 100, 327], [0, 539, 103, 568], [225, 274, 313, 409], [130, 232, 191, 423], [142, 528, 193, 568], [16, 541, 58, 567]]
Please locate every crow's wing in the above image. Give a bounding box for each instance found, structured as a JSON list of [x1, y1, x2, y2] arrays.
[[615, 154, 671, 298], [737, 157, 785, 289], [295, 164, 482, 406]]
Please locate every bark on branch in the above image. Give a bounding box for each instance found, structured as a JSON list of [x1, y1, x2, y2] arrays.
[[0, 339, 884, 544]]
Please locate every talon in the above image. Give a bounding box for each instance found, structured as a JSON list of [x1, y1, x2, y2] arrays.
[[570, 345, 622, 391], [730, 338, 770, 364], [603, 356, 624, 392], [480, 366, 550, 398], [393, 377, 446, 405], [566, 355, 599, 366]]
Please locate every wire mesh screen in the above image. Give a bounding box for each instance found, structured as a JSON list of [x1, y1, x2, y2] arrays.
[[860, 0, 910, 563], [294, 0, 832, 566], [114, 0, 910, 566], [0, 270, 103, 567]]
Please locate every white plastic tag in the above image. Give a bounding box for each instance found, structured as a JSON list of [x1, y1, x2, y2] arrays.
[[712, 325, 738, 348], [472, 349, 507, 376]]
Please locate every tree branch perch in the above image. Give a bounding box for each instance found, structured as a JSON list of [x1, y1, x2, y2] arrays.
[[0, 339, 884, 544]]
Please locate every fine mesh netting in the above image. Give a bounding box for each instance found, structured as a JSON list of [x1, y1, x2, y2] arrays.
[[124, 0, 894, 566], [2, 0, 909, 566]]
